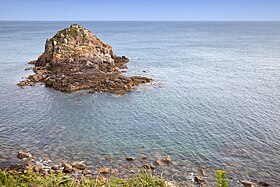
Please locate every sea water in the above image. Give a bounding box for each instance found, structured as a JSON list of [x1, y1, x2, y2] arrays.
[[0, 21, 280, 184]]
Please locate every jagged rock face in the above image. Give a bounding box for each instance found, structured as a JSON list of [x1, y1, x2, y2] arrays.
[[18, 24, 152, 95], [36, 24, 120, 72]]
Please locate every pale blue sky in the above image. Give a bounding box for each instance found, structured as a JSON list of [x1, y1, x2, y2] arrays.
[[1, 0, 280, 21]]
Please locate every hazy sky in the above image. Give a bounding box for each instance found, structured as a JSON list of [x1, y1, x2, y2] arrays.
[[1, 0, 280, 21]]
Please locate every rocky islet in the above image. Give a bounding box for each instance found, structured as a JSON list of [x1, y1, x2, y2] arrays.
[[18, 24, 152, 95]]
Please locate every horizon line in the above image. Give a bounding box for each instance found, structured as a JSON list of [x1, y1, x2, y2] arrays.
[[1, 20, 280, 22]]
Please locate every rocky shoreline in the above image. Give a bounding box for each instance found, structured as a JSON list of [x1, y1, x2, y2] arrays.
[[18, 24, 152, 95], [0, 151, 270, 187]]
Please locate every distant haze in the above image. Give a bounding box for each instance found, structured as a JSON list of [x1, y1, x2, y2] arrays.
[[1, 0, 280, 21]]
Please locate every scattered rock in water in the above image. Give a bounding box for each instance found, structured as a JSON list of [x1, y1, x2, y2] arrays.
[[51, 165, 60, 171], [153, 160, 163, 166], [17, 151, 32, 159], [142, 164, 156, 170], [126, 157, 135, 161], [98, 167, 111, 174], [33, 165, 43, 173], [240, 180, 257, 187], [24, 67, 33, 71], [18, 24, 152, 95], [62, 162, 73, 173], [141, 155, 147, 160], [71, 161, 86, 170], [259, 181, 270, 186], [194, 176, 206, 185], [161, 155, 172, 164]]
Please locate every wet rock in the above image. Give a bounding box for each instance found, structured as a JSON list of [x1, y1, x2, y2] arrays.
[[161, 155, 172, 164], [25, 67, 33, 71], [51, 165, 60, 171], [126, 157, 135, 161], [62, 162, 73, 173], [28, 60, 36, 64], [141, 155, 147, 160], [71, 161, 86, 170], [142, 164, 155, 170], [240, 180, 257, 187], [98, 167, 111, 174], [153, 160, 163, 166], [259, 181, 269, 186], [194, 176, 206, 185], [17, 151, 32, 159]]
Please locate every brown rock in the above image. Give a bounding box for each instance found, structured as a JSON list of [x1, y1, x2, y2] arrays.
[[195, 176, 206, 185], [28, 60, 36, 64], [141, 155, 147, 160], [33, 165, 43, 173], [17, 151, 31, 159], [142, 164, 155, 170], [18, 24, 152, 95], [240, 180, 257, 187], [161, 155, 172, 164], [153, 160, 163, 166], [51, 165, 60, 171], [98, 167, 111, 174], [62, 162, 73, 173], [126, 157, 135, 161], [71, 162, 86, 170], [259, 181, 269, 186]]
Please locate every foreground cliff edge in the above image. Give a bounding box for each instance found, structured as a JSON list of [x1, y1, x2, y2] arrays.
[[18, 24, 152, 95]]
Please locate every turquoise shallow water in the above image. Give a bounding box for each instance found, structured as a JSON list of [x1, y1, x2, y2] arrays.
[[0, 21, 280, 184]]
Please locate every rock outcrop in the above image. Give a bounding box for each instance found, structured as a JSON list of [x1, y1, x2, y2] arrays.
[[18, 24, 152, 95]]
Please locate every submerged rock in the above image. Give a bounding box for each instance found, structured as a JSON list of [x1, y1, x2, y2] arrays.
[[240, 180, 257, 187], [126, 157, 135, 161], [18, 24, 152, 95]]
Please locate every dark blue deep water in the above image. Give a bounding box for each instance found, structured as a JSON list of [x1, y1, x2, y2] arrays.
[[0, 21, 280, 184]]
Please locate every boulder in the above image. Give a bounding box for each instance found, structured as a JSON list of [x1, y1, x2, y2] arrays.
[[98, 167, 111, 174], [51, 165, 60, 171], [71, 161, 86, 170], [17, 151, 31, 159], [161, 155, 172, 164], [62, 162, 73, 173]]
